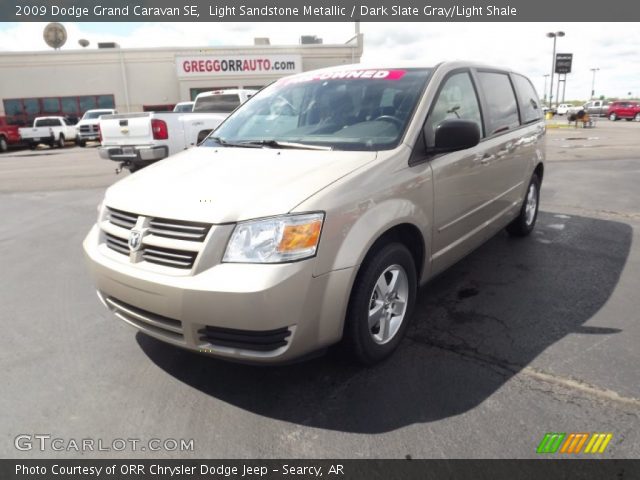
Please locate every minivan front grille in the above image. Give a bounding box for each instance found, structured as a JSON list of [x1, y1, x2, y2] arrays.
[[148, 217, 210, 242], [198, 326, 292, 352], [142, 245, 197, 269], [103, 207, 210, 270], [105, 232, 129, 255], [107, 208, 138, 229]]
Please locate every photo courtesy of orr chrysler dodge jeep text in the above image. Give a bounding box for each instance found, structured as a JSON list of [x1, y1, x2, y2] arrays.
[[83, 61, 546, 365]]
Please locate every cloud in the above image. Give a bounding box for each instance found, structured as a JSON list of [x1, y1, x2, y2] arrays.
[[1, 21, 639, 98]]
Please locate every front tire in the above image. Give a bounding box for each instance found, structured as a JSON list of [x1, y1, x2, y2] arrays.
[[609, 113, 618, 121], [507, 173, 541, 237], [343, 242, 417, 365], [0, 136, 7, 153], [635, 113, 640, 122], [57, 135, 65, 148]]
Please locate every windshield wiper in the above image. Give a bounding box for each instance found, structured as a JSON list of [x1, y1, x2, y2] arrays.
[[207, 136, 261, 148], [239, 140, 332, 151]]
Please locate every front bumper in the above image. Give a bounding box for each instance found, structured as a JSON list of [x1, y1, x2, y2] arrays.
[[99, 145, 168, 163], [77, 132, 100, 141], [83, 225, 354, 364]]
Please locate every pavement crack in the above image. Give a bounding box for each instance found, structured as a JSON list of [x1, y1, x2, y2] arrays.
[[406, 334, 640, 412]]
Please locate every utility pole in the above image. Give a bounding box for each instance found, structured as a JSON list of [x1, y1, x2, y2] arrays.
[[543, 74, 550, 105], [546, 31, 565, 108], [590, 67, 600, 99]]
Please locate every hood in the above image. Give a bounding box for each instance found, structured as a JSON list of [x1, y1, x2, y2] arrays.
[[77, 118, 99, 126], [105, 146, 377, 223]]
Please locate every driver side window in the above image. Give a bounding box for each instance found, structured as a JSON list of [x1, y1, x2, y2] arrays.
[[425, 72, 483, 146]]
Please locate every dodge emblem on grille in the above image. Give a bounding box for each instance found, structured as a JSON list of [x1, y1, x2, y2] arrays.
[[128, 229, 143, 252]]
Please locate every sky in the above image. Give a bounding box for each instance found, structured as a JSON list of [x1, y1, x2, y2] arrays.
[[1, 21, 639, 100]]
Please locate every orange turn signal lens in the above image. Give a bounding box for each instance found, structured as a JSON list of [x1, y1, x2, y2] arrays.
[[278, 220, 322, 252]]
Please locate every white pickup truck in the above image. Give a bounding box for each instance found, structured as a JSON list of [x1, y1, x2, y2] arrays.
[[19, 116, 77, 149], [75, 109, 116, 146], [99, 89, 256, 173]]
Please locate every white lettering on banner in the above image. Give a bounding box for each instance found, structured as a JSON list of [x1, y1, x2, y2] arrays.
[[176, 55, 302, 77], [277, 69, 407, 86]]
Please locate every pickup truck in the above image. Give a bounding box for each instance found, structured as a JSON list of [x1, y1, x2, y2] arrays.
[[0, 116, 22, 153], [99, 89, 256, 173], [582, 100, 609, 117], [75, 109, 116, 146], [19, 116, 77, 149]]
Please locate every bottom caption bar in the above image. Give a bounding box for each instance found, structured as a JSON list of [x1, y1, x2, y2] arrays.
[[3, 459, 639, 479]]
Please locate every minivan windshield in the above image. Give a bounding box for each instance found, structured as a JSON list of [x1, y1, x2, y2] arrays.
[[82, 110, 113, 120], [203, 68, 431, 151]]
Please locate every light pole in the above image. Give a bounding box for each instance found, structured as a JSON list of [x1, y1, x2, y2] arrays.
[[543, 74, 550, 105], [547, 31, 565, 109], [590, 67, 600, 99]]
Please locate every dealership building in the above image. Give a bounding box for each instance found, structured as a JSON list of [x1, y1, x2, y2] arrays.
[[0, 33, 363, 124]]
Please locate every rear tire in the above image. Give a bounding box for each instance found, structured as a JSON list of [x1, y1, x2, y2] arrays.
[[635, 113, 640, 122], [57, 135, 65, 148], [507, 173, 541, 237], [343, 242, 417, 365], [0, 136, 7, 153], [609, 113, 618, 121]]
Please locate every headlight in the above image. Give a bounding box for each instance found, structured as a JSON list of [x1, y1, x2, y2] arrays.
[[223, 213, 324, 263]]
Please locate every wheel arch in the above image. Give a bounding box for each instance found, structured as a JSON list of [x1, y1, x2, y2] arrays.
[[534, 162, 544, 183]]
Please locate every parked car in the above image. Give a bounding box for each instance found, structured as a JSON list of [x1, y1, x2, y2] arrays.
[[173, 101, 194, 113], [84, 62, 545, 365], [582, 100, 609, 117], [556, 103, 581, 115], [18, 116, 77, 149], [98, 89, 256, 173], [0, 115, 22, 152], [607, 101, 640, 121], [75, 109, 116, 146]]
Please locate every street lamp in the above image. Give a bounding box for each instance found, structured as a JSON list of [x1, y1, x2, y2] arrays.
[[546, 31, 565, 109], [590, 67, 600, 99]]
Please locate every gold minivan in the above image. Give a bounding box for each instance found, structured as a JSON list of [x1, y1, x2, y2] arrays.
[[83, 62, 545, 365]]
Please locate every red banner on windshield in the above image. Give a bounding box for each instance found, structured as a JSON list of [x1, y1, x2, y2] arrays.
[[278, 69, 407, 86]]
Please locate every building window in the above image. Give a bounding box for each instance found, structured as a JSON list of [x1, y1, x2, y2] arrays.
[[42, 97, 61, 114], [3, 94, 115, 124], [97, 95, 115, 109]]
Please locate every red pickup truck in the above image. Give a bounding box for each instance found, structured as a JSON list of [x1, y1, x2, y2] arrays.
[[607, 101, 640, 122], [0, 116, 22, 152]]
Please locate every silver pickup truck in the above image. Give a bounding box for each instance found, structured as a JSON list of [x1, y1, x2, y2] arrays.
[[582, 100, 609, 117]]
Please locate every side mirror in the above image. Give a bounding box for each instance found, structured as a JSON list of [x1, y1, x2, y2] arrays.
[[433, 119, 480, 153]]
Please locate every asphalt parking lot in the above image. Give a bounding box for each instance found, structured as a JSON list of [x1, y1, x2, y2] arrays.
[[1, 121, 639, 459]]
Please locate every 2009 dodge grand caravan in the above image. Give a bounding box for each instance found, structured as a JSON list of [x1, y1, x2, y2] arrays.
[[83, 61, 545, 365]]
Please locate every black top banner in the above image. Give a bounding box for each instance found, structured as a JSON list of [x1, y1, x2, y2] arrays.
[[3, 0, 636, 22]]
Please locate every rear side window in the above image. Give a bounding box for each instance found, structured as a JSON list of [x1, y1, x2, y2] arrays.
[[193, 94, 241, 113], [35, 118, 61, 127], [425, 71, 483, 146], [477, 72, 520, 135], [512, 74, 542, 124]]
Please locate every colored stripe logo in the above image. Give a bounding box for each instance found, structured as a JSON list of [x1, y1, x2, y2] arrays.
[[537, 433, 612, 454]]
